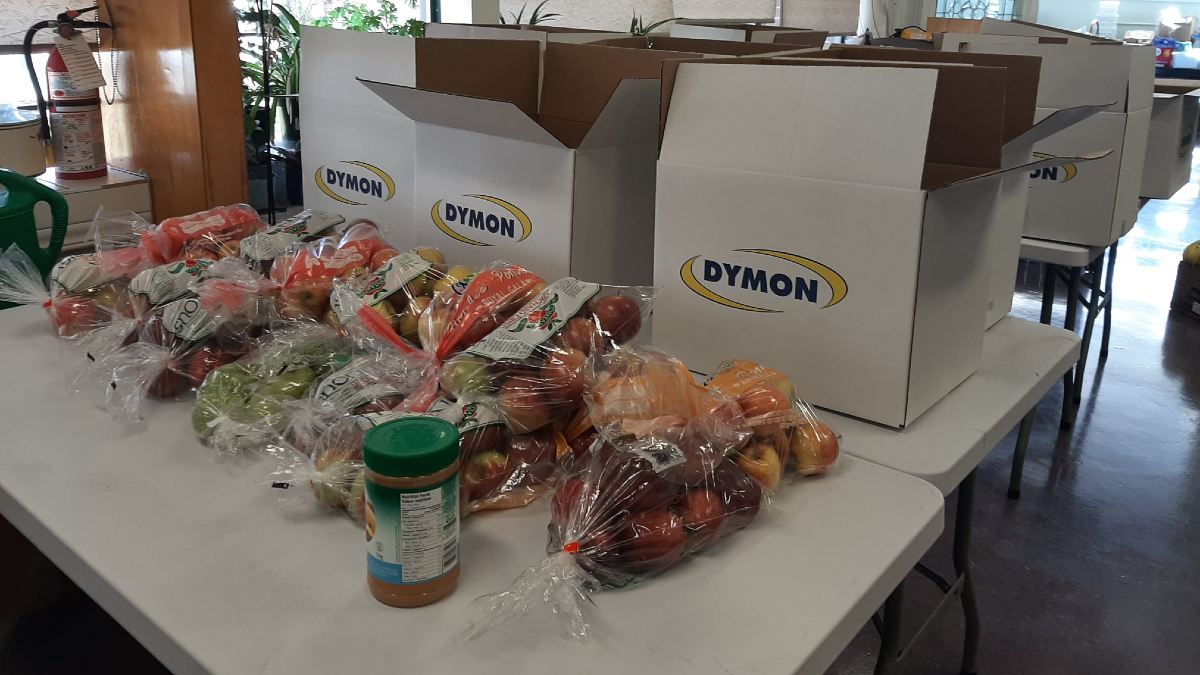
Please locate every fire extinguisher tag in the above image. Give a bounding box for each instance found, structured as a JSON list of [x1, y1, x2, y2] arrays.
[[51, 33, 106, 91]]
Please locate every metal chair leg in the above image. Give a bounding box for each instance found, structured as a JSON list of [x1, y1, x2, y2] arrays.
[[1072, 256, 1104, 412], [1100, 241, 1117, 359], [1039, 262, 1056, 325], [874, 583, 906, 675], [1008, 410, 1036, 499], [955, 471, 980, 675], [1061, 267, 1082, 429]]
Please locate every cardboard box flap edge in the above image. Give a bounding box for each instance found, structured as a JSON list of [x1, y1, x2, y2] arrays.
[[579, 78, 661, 148], [1003, 102, 1114, 157], [359, 78, 565, 147], [939, 149, 1113, 191]]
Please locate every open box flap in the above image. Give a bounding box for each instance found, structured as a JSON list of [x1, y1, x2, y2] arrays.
[[359, 79, 565, 147], [1154, 80, 1200, 97], [765, 57, 1006, 184], [980, 18, 1119, 44], [815, 45, 1041, 143], [934, 150, 1113, 191], [1002, 102, 1113, 163], [580, 78, 661, 148], [951, 39, 1133, 110], [540, 42, 703, 148], [660, 62, 939, 190]]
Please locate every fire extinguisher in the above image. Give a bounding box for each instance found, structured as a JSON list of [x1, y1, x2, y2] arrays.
[[23, 6, 113, 180]]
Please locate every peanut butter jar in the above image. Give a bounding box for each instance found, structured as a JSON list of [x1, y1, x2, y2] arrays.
[[363, 416, 461, 607]]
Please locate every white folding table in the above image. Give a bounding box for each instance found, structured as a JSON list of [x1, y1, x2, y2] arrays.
[[829, 317, 1081, 675], [0, 306, 943, 675]]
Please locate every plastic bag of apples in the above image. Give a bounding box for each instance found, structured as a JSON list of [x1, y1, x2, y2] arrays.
[[466, 345, 770, 639], [0, 243, 142, 338], [139, 203, 266, 265], [268, 222, 394, 323], [417, 261, 546, 361]]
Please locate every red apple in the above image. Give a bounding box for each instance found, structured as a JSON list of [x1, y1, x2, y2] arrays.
[[737, 387, 793, 436], [48, 295, 99, 338], [540, 347, 587, 407], [186, 343, 234, 386], [370, 247, 401, 270], [505, 429, 556, 483], [461, 424, 504, 458], [458, 312, 501, 349], [595, 454, 681, 517], [588, 295, 642, 344], [680, 489, 725, 546], [556, 316, 599, 355], [147, 366, 189, 400], [714, 460, 762, 529], [552, 477, 587, 525], [496, 378, 553, 433], [618, 511, 686, 575], [568, 429, 599, 458], [790, 420, 840, 476], [463, 450, 510, 500]]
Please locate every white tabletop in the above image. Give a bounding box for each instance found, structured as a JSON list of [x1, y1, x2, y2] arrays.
[[0, 306, 944, 675], [831, 317, 1081, 495], [1019, 237, 1105, 268]]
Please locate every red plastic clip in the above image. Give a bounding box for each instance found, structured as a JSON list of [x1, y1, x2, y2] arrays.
[[562, 541, 580, 554]]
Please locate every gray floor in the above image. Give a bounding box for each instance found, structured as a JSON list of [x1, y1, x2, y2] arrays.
[[3, 171, 1200, 673]]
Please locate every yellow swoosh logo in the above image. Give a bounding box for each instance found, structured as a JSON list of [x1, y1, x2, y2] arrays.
[[431, 200, 489, 246], [467, 194, 532, 241], [680, 250, 849, 312], [738, 248, 848, 308], [1031, 152, 1077, 182], [314, 165, 363, 206]]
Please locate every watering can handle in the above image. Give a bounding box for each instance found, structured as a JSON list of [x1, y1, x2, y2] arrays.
[[0, 169, 69, 270]]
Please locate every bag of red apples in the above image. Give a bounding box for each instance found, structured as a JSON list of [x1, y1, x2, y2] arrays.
[[416, 261, 546, 361], [439, 279, 654, 513], [0, 243, 143, 338], [467, 346, 839, 639], [139, 203, 265, 265]]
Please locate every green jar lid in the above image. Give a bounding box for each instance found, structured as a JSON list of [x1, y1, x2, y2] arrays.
[[363, 416, 460, 478]]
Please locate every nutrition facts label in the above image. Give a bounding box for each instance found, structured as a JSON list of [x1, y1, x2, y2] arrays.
[[399, 485, 458, 582]]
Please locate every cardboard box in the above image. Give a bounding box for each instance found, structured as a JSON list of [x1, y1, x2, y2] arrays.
[[652, 58, 1063, 427], [362, 41, 716, 285], [1171, 262, 1200, 321], [936, 19, 1155, 247], [669, 22, 829, 47], [798, 46, 1106, 327], [592, 36, 816, 56], [1142, 81, 1200, 199]]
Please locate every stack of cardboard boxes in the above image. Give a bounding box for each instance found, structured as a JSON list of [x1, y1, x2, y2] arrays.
[[303, 19, 1155, 428]]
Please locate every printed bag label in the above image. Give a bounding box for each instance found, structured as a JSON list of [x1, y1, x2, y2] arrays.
[[129, 259, 214, 304], [240, 211, 344, 261], [160, 297, 219, 342], [467, 278, 599, 361]]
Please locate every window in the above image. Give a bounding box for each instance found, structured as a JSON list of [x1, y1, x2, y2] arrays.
[[935, 0, 1018, 21]]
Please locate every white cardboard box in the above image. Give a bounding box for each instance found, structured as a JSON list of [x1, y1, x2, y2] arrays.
[[669, 23, 829, 47], [362, 40, 734, 284], [937, 20, 1154, 246], [652, 59, 1057, 427], [1142, 81, 1200, 199], [803, 46, 1106, 327], [423, 23, 617, 44]]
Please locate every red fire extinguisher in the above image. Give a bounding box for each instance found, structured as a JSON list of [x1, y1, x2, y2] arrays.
[[24, 7, 112, 180]]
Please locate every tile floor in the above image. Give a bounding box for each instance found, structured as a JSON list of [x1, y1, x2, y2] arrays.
[[2, 167, 1200, 674]]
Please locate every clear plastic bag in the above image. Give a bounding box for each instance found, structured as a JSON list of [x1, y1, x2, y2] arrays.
[[192, 322, 352, 457], [466, 348, 759, 639], [139, 204, 265, 265], [419, 261, 545, 361], [0, 244, 132, 338], [704, 359, 840, 478], [238, 210, 346, 273], [269, 222, 392, 322], [451, 397, 564, 513], [439, 279, 656, 436]]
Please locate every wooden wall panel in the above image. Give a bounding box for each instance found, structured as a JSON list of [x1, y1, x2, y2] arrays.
[[100, 0, 246, 219]]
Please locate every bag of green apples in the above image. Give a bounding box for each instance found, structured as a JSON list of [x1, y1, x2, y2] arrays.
[[439, 278, 656, 433], [0, 243, 141, 338], [467, 345, 775, 639], [192, 322, 354, 457]]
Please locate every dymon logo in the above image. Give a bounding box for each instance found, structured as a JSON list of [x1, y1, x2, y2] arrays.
[[680, 249, 848, 313], [1029, 152, 1078, 184], [430, 195, 532, 247], [314, 161, 396, 206]]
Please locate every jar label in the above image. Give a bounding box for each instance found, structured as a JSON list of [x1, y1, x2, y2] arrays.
[[365, 474, 459, 585]]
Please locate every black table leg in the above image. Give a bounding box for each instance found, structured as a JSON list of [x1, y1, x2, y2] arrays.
[[1061, 267, 1082, 429], [955, 471, 980, 675], [1008, 410, 1035, 499], [1039, 262, 1056, 325], [874, 584, 905, 675], [1072, 255, 1104, 412], [1101, 241, 1117, 359]]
